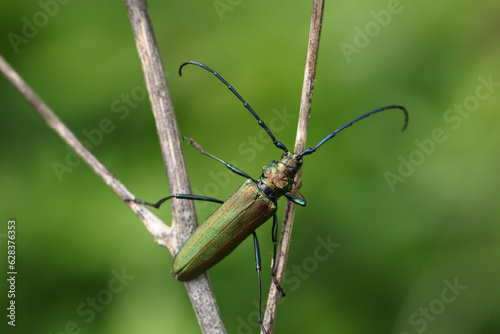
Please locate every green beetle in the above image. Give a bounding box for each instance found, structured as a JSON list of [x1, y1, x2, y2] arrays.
[[129, 61, 408, 333]]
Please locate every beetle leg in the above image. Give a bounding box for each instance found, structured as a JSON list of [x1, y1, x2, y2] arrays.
[[271, 213, 278, 269], [284, 190, 307, 207], [270, 213, 286, 297], [252, 232, 267, 334], [126, 194, 223, 209]]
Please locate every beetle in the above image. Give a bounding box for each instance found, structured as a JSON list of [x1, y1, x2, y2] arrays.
[[129, 61, 408, 332]]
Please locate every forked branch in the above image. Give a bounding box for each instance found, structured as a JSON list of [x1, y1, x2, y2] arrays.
[[1, 0, 225, 332], [1, 0, 324, 333]]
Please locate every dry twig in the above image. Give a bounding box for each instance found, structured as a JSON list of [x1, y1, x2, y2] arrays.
[[262, 0, 325, 332]]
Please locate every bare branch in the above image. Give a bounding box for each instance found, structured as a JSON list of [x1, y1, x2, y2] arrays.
[[262, 0, 325, 332], [124, 0, 226, 333], [1, 0, 226, 331]]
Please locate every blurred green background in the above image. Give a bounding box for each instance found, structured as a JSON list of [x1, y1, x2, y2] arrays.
[[1, 0, 499, 333]]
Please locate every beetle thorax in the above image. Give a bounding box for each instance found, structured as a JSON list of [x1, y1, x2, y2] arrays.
[[258, 152, 302, 198]]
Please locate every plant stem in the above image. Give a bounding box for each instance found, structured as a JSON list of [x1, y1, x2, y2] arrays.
[[262, 0, 325, 332]]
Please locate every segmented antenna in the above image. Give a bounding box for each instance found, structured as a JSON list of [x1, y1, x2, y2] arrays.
[[179, 61, 288, 152], [299, 105, 408, 157]]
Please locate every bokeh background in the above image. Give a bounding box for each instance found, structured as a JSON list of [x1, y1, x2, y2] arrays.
[[1, 1, 499, 333]]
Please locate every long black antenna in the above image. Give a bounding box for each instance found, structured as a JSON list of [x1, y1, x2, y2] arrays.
[[299, 105, 408, 157], [179, 61, 288, 152]]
